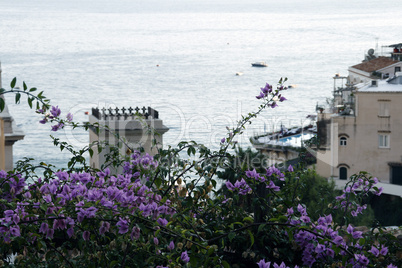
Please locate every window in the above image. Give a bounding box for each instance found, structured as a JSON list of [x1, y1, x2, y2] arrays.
[[340, 137, 347, 146], [378, 134, 390, 148], [395, 66, 401, 73], [339, 167, 347, 180], [391, 166, 402, 186], [378, 102, 389, 117]]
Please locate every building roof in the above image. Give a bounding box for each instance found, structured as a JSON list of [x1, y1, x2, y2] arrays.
[[358, 74, 402, 92], [350, 56, 399, 73]]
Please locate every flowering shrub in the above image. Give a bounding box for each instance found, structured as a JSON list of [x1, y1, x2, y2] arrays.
[[0, 78, 401, 267]]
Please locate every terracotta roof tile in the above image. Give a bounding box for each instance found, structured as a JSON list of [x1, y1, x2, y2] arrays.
[[351, 56, 398, 73]]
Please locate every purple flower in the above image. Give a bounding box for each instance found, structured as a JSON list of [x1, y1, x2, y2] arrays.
[[83, 231, 90, 241], [130, 226, 140, 240], [181, 251, 190, 263], [245, 169, 261, 180], [286, 207, 294, 216], [66, 112, 73, 122], [50, 106, 61, 118], [369, 246, 379, 257], [297, 204, 307, 215], [154, 237, 159, 245], [256, 92, 265, 99], [225, 181, 235, 191], [375, 187, 383, 196], [46, 228, 54, 239], [167, 241, 175, 251], [257, 259, 271, 268], [300, 215, 311, 223], [347, 224, 354, 234], [380, 245, 388, 256], [262, 83, 272, 94], [39, 118, 47, 124], [354, 254, 369, 266], [53, 219, 67, 230], [10, 226, 21, 237], [315, 244, 325, 253], [266, 180, 280, 191], [12, 214, 20, 224], [352, 230, 363, 239], [273, 262, 289, 268], [221, 137, 225, 143], [279, 96, 287, 102], [333, 236, 343, 245], [117, 218, 129, 234], [39, 222, 49, 234], [287, 165, 294, 172], [326, 248, 334, 258], [157, 218, 168, 226], [387, 264, 397, 268], [67, 227, 74, 238], [51, 122, 64, 131], [99, 221, 110, 235]]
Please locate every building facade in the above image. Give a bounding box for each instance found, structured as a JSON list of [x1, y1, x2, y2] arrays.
[[0, 63, 25, 171], [88, 106, 169, 173], [316, 74, 402, 196]]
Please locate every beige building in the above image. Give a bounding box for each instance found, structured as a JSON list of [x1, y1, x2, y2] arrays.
[[316, 73, 402, 196], [0, 63, 25, 171], [348, 56, 402, 84], [88, 106, 169, 173]]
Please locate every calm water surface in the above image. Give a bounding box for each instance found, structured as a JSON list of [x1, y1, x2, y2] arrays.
[[1, 0, 401, 167]]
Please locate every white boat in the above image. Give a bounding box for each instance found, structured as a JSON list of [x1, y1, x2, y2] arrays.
[[251, 62, 268, 67]]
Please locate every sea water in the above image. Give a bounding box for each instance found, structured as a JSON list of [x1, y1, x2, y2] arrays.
[[1, 0, 402, 168]]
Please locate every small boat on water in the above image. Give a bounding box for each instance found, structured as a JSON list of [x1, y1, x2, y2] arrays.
[[251, 62, 268, 67]]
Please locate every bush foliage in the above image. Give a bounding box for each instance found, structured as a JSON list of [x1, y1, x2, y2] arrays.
[[0, 78, 400, 267]]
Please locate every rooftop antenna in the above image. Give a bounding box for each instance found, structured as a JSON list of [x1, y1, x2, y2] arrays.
[[375, 37, 379, 56]]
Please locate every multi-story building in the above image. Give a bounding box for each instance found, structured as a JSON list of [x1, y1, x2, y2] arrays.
[[348, 56, 402, 83], [316, 73, 402, 197]]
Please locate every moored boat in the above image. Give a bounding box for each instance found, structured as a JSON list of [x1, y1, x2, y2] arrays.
[[251, 62, 268, 67]]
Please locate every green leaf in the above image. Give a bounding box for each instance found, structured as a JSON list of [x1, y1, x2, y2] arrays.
[[278, 215, 288, 222], [23, 81, 27, 91], [0, 98, 5, 112], [15, 93, 21, 104], [110, 260, 119, 267], [29, 87, 37, 92], [28, 97, 33, 108], [10, 77, 17, 88], [222, 260, 230, 268], [228, 232, 235, 242], [243, 216, 253, 223], [211, 179, 217, 188], [88, 148, 94, 158], [155, 228, 161, 237], [207, 246, 215, 256], [258, 223, 266, 233], [247, 229, 255, 247], [155, 177, 162, 188]]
